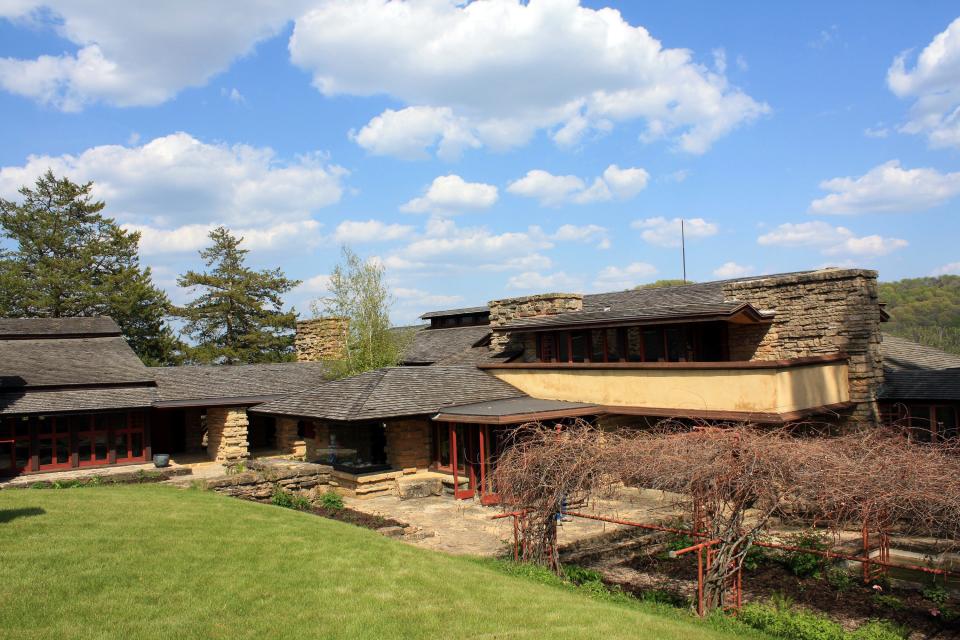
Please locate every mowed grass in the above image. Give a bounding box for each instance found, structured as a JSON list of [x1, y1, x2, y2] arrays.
[[0, 485, 759, 640]]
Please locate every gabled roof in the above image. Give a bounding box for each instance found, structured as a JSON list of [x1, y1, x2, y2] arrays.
[[434, 397, 599, 424], [0, 317, 156, 415], [881, 334, 960, 371], [0, 316, 121, 338], [401, 325, 493, 364], [152, 361, 332, 407], [251, 365, 525, 422]]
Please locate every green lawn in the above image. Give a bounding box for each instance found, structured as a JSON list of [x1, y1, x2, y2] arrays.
[[0, 485, 760, 639]]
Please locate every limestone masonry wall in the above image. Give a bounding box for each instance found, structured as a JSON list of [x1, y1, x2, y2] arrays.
[[295, 317, 348, 361], [275, 417, 306, 458], [206, 407, 250, 462], [385, 419, 431, 471], [488, 293, 583, 353], [721, 268, 884, 424]]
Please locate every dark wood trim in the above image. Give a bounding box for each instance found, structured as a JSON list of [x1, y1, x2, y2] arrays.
[[433, 405, 601, 425], [5, 381, 157, 392], [0, 331, 123, 340], [597, 401, 856, 424], [152, 395, 282, 409], [478, 353, 848, 371]]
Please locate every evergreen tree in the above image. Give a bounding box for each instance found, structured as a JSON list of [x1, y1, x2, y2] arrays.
[[175, 226, 300, 364], [313, 246, 412, 378], [0, 170, 180, 365]]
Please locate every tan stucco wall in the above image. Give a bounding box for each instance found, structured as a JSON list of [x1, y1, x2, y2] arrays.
[[489, 361, 849, 415]]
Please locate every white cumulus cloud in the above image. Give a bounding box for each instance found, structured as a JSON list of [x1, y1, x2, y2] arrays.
[[291, 0, 768, 159], [809, 160, 960, 215], [631, 217, 718, 247], [887, 17, 960, 149], [551, 224, 610, 249], [932, 262, 960, 276], [508, 164, 648, 206], [0, 2, 306, 110], [592, 262, 659, 291], [507, 271, 583, 292], [333, 219, 414, 243], [757, 221, 908, 257], [0, 132, 346, 255], [713, 261, 754, 278], [400, 174, 498, 215]]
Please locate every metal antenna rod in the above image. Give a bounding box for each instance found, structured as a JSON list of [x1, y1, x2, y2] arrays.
[[681, 218, 687, 284]]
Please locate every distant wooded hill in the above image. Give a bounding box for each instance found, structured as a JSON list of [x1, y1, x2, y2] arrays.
[[879, 275, 960, 355]]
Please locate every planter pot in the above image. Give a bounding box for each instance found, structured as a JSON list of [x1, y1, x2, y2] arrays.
[[153, 454, 170, 468]]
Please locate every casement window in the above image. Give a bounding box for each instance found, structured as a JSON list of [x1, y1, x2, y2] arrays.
[[0, 412, 146, 476], [902, 404, 958, 443], [534, 322, 728, 364]]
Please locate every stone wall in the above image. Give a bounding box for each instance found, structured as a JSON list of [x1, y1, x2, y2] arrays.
[[385, 418, 431, 471], [488, 293, 583, 353], [295, 317, 348, 362], [205, 459, 332, 501], [721, 268, 884, 424], [305, 421, 329, 461], [206, 407, 250, 462], [275, 417, 306, 458]]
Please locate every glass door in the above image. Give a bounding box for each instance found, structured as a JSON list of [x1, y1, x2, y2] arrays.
[[36, 416, 71, 471]]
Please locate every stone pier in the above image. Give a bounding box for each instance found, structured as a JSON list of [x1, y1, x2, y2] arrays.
[[206, 407, 250, 463]]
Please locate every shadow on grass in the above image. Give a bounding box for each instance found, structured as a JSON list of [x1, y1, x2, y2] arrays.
[[0, 507, 45, 523]]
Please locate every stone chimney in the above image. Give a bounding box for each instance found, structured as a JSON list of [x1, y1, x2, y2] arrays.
[[487, 293, 583, 353], [295, 317, 348, 362]]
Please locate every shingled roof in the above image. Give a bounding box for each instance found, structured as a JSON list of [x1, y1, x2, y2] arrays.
[[879, 334, 960, 402], [0, 317, 156, 415], [401, 325, 493, 364], [881, 334, 960, 371], [152, 361, 331, 407], [501, 301, 770, 331], [251, 365, 525, 422]]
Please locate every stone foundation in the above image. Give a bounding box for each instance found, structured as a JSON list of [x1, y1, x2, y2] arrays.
[[206, 407, 250, 463], [205, 459, 333, 500], [722, 269, 884, 424], [295, 317, 348, 361]]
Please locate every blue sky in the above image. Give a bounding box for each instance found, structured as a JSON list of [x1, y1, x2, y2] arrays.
[[1, 1, 958, 324]]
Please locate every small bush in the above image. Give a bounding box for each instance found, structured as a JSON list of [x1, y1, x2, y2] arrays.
[[825, 566, 855, 592], [739, 599, 844, 640], [225, 462, 247, 476], [847, 620, 907, 640], [872, 594, 906, 611], [743, 545, 772, 571], [783, 531, 829, 578], [319, 490, 344, 511], [922, 584, 949, 608], [271, 486, 311, 511], [666, 533, 696, 553]]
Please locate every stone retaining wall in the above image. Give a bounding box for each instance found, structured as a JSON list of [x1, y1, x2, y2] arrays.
[[205, 459, 333, 501], [275, 417, 306, 457]]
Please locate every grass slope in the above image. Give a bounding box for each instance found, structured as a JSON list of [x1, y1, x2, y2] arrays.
[[1, 485, 756, 640]]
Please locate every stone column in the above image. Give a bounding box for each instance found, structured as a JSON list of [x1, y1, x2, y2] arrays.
[[385, 419, 431, 471], [305, 422, 329, 462], [184, 408, 205, 453], [206, 407, 250, 463], [275, 417, 306, 458]]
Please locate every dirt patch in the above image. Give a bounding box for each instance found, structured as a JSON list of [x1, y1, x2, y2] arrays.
[[308, 505, 406, 530]]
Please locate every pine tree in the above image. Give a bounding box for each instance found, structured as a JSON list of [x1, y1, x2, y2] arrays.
[[0, 170, 180, 365], [175, 226, 300, 364]]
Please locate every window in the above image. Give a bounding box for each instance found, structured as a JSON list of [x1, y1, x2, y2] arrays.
[[533, 324, 724, 363], [901, 404, 959, 443], [325, 422, 389, 474]]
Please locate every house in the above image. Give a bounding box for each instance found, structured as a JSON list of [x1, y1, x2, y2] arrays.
[[2, 267, 958, 495]]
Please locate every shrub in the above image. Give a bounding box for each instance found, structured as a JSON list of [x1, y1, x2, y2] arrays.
[[872, 594, 906, 611], [666, 533, 696, 553], [225, 462, 247, 476], [743, 545, 772, 571], [784, 531, 829, 578], [847, 620, 907, 640], [922, 584, 949, 608], [319, 490, 344, 511], [825, 566, 855, 592], [270, 486, 311, 511], [738, 599, 845, 640]]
